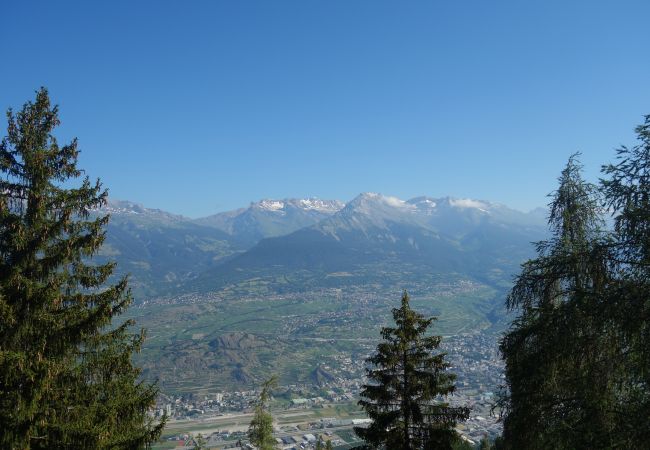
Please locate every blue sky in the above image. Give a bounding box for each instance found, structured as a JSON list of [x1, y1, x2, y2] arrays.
[[2, 1, 649, 218]]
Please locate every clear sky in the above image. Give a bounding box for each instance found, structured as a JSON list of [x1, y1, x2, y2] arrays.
[[2, 1, 649, 218]]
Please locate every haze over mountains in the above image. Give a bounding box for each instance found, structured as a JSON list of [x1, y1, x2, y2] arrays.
[[96, 194, 547, 299], [101, 193, 548, 390]]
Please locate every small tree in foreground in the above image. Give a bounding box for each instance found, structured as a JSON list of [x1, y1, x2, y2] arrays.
[[248, 376, 278, 450], [355, 291, 469, 450]]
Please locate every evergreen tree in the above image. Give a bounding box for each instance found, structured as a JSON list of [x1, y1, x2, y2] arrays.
[[450, 440, 474, 450], [355, 291, 469, 450], [478, 435, 492, 450], [600, 115, 650, 445], [499, 154, 617, 449], [0, 88, 164, 448], [325, 439, 333, 450], [248, 376, 278, 450], [191, 433, 208, 450]]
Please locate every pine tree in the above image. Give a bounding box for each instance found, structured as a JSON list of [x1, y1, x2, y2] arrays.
[[0, 88, 164, 448], [248, 376, 278, 450], [355, 291, 469, 450], [499, 154, 617, 449], [325, 439, 333, 450]]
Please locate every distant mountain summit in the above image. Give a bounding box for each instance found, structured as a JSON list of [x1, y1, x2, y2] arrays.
[[100, 199, 188, 224], [194, 197, 344, 246], [94, 199, 240, 298], [318, 193, 543, 238], [188, 192, 547, 294], [93, 193, 547, 298]]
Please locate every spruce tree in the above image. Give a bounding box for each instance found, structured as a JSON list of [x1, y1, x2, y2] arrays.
[[248, 376, 278, 450], [0, 88, 164, 448], [355, 291, 469, 450], [499, 154, 617, 449]]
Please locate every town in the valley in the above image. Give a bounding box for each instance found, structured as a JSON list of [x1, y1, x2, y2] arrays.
[[152, 329, 504, 449]]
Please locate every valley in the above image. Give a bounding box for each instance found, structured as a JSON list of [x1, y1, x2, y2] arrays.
[[104, 192, 543, 445]]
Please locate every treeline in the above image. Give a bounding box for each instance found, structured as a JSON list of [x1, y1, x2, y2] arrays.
[[1, 89, 648, 449]]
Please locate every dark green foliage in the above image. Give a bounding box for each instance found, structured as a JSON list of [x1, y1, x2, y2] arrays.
[[499, 155, 618, 449], [194, 433, 208, 450], [451, 439, 475, 450], [0, 89, 164, 448], [492, 436, 505, 450], [355, 291, 469, 450], [248, 376, 278, 450], [478, 435, 492, 450], [600, 115, 650, 445], [502, 123, 650, 449]]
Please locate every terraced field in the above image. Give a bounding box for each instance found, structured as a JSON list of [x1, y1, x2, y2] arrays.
[[126, 277, 507, 395]]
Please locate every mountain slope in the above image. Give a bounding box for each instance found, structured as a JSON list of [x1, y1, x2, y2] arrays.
[[188, 193, 547, 293], [95, 200, 243, 297], [194, 198, 344, 246]]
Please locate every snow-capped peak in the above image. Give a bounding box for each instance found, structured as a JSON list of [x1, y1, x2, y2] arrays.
[[297, 198, 344, 212], [251, 198, 344, 213], [448, 198, 490, 212], [344, 193, 418, 217], [257, 200, 285, 211], [407, 197, 438, 210]]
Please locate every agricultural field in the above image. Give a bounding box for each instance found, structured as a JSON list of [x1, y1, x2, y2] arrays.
[[125, 276, 507, 395]]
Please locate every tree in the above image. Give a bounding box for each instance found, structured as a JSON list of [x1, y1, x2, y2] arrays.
[[478, 435, 492, 450], [325, 439, 333, 450], [355, 291, 469, 450], [194, 433, 208, 450], [499, 155, 618, 449], [600, 114, 650, 445], [248, 376, 278, 450], [0, 88, 164, 448], [451, 440, 474, 450]]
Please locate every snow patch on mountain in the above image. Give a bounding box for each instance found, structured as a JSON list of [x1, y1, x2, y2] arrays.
[[257, 200, 285, 211], [298, 198, 345, 212], [449, 198, 489, 211], [253, 198, 344, 213], [383, 195, 412, 208], [98, 199, 187, 222]]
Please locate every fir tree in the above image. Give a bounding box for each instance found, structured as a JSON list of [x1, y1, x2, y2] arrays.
[[325, 439, 333, 450], [248, 376, 278, 450], [0, 88, 164, 448], [355, 291, 469, 450]]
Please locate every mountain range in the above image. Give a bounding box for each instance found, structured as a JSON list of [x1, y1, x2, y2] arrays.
[[94, 194, 548, 298]]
